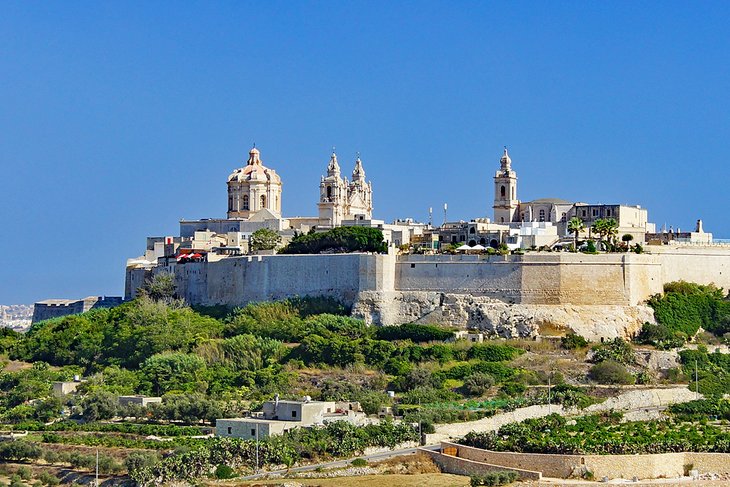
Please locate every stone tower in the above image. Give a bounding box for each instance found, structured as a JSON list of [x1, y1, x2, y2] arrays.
[[318, 151, 373, 227], [227, 147, 282, 219], [493, 147, 519, 224], [318, 150, 348, 227]]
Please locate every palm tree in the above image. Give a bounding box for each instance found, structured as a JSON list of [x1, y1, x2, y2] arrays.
[[604, 218, 619, 250], [567, 217, 584, 252]]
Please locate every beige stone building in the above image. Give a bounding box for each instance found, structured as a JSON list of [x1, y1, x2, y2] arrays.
[[318, 151, 373, 228], [227, 147, 282, 219], [491, 148, 655, 240]]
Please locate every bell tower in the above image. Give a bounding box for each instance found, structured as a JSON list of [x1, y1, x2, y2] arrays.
[[493, 147, 519, 224]]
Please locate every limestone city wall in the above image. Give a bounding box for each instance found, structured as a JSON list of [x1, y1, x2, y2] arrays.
[[439, 442, 730, 480], [126, 247, 730, 334]]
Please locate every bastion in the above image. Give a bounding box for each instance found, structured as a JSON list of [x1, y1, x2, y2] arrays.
[[126, 246, 730, 340]]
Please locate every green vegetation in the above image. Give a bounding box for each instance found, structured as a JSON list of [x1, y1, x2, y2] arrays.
[[668, 398, 730, 421], [130, 421, 417, 486], [470, 471, 518, 486], [561, 332, 588, 350], [645, 281, 730, 344], [678, 346, 730, 396], [461, 413, 730, 454], [375, 323, 455, 342], [588, 360, 635, 385], [250, 228, 281, 251], [279, 226, 387, 254]]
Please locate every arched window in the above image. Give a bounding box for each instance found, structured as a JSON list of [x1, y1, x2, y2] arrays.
[[228, 197, 233, 211], [500, 185, 506, 198], [242, 195, 249, 210], [260, 194, 266, 209], [326, 186, 332, 200], [561, 212, 567, 222], [500, 217, 505, 223], [469, 227, 476, 234], [539, 209, 546, 222]]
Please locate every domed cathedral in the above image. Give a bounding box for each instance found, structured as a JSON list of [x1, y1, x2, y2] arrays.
[[318, 150, 373, 228], [492, 147, 519, 224], [227, 146, 282, 219]]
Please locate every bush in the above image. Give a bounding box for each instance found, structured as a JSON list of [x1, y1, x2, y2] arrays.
[[214, 464, 236, 479], [37, 472, 60, 486], [463, 373, 495, 397], [589, 360, 635, 385], [591, 338, 635, 365], [375, 323, 454, 342], [636, 322, 686, 349], [561, 333, 588, 349], [0, 441, 43, 461], [500, 382, 527, 397], [351, 458, 368, 467], [470, 471, 518, 486], [467, 344, 523, 362]]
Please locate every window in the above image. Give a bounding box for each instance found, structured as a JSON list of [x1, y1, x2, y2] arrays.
[[561, 212, 567, 222], [582, 209, 587, 217], [228, 197, 233, 211], [500, 217, 505, 223], [469, 227, 475, 234], [592, 209, 598, 217], [539, 209, 546, 222], [250, 428, 255, 436], [260, 194, 267, 209], [520, 212, 525, 221], [242, 195, 249, 210], [410, 263, 415, 268], [228, 427, 232, 434], [292, 410, 297, 418], [500, 185, 506, 198], [606, 209, 612, 217], [326, 186, 332, 200]]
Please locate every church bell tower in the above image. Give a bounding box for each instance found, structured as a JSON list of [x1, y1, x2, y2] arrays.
[[492, 147, 519, 224]]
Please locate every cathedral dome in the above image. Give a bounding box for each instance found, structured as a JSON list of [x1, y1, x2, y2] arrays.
[[227, 147, 281, 184]]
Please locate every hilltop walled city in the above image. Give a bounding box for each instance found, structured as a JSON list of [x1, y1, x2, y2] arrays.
[[117, 147, 730, 340]]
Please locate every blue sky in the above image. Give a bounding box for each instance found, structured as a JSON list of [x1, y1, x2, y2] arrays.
[[2, 2, 730, 303]]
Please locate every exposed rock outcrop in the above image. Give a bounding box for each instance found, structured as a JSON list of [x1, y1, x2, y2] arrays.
[[353, 291, 655, 340]]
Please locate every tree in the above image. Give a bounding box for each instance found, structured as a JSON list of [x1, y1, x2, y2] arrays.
[[80, 389, 118, 421], [140, 273, 177, 302], [250, 228, 281, 252], [141, 353, 209, 395], [567, 217, 584, 252]]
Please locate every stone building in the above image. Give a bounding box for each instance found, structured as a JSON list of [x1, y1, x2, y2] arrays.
[[318, 151, 373, 228], [227, 147, 282, 219], [491, 148, 655, 239], [32, 296, 124, 324]]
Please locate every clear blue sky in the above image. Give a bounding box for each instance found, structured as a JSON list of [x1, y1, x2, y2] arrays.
[[2, 2, 730, 304]]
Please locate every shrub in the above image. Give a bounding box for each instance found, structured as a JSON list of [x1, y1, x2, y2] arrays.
[[591, 338, 635, 365], [463, 373, 495, 397], [636, 322, 686, 349], [214, 464, 236, 479], [37, 471, 60, 486], [467, 344, 523, 362], [589, 360, 635, 385], [375, 323, 454, 342], [470, 471, 518, 486], [561, 333, 588, 349], [500, 382, 527, 397], [351, 458, 368, 467], [0, 441, 43, 461]]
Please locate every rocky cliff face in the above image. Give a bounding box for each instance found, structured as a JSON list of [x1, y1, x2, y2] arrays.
[[352, 291, 655, 340]]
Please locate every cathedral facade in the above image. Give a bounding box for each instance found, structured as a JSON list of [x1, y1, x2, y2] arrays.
[[317, 151, 373, 228]]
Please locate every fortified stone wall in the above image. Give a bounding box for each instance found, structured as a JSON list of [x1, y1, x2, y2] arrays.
[[436, 441, 730, 480], [395, 253, 663, 305], [125, 247, 730, 337], [140, 253, 396, 309]]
